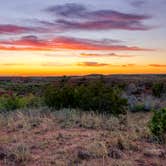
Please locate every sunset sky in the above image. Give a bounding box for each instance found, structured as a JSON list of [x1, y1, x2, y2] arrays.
[[0, 0, 166, 76]]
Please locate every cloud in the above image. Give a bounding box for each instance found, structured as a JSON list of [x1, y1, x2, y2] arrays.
[[130, 0, 145, 7], [122, 64, 136, 67], [0, 35, 52, 51], [53, 19, 151, 31], [44, 3, 152, 31], [0, 36, 151, 51], [41, 62, 68, 67], [0, 24, 44, 34], [0, 63, 24, 66], [80, 53, 134, 57], [46, 3, 149, 20], [149, 64, 166, 67], [45, 3, 86, 18], [77, 62, 110, 67]]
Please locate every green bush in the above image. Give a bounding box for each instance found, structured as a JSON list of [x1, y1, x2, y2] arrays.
[[0, 95, 24, 112], [0, 94, 42, 112], [131, 104, 145, 112], [149, 108, 166, 142], [152, 83, 165, 97], [131, 103, 152, 112], [23, 94, 43, 108], [43, 84, 75, 109], [44, 82, 128, 116]]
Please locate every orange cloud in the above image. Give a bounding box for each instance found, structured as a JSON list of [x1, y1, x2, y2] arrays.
[[0, 63, 24, 66], [122, 64, 136, 67], [0, 36, 151, 51], [77, 62, 110, 67], [41, 62, 68, 67], [80, 53, 134, 57], [149, 64, 166, 67]]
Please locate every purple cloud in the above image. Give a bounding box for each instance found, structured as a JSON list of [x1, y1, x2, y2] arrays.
[[131, 0, 145, 7], [0, 24, 47, 35], [0, 24, 34, 34], [54, 19, 150, 31], [44, 3, 152, 31], [45, 3, 86, 18]]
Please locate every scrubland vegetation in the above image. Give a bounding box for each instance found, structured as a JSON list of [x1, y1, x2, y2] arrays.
[[0, 75, 166, 165], [44, 82, 127, 115]]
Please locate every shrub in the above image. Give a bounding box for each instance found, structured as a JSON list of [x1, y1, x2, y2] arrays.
[[152, 83, 165, 97], [75, 83, 127, 115], [149, 108, 166, 142], [0, 95, 24, 112], [131, 104, 145, 112], [0, 94, 42, 112], [23, 94, 43, 108], [44, 85, 73, 109], [131, 103, 152, 112], [44, 82, 128, 116]]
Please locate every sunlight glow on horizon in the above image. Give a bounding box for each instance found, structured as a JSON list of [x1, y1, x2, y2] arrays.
[[0, 0, 165, 75]]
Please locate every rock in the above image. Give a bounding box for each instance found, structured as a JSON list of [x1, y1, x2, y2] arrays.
[[0, 147, 7, 160], [144, 95, 154, 111], [108, 148, 122, 159], [128, 95, 138, 110], [127, 83, 137, 94], [77, 150, 92, 160], [8, 153, 17, 162], [144, 148, 165, 158], [135, 159, 146, 165]]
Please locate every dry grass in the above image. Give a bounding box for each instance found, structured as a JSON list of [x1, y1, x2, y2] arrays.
[[54, 109, 126, 131], [0, 109, 56, 133], [0, 143, 31, 166], [85, 141, 108, 158], [0, 108, 165, 165]]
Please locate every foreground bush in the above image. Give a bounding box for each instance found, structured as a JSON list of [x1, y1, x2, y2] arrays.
[[149, 108, 166, 142], [131, 104, 145, 112], [0, 95, 23, 112], [44, 82, 128, 116], [0, 94, 42, 112], [44, 85, 76, 110], [152, 83, 165, 97]]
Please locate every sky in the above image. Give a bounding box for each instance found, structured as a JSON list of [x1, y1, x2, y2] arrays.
[[0, 0, 166, 76]]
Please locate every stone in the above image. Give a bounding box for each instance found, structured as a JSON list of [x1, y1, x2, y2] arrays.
[[77, 150, 92, 160], [108, 148, 122, 159], [0, 147, 7, 160], [144, 148, 165, 158]]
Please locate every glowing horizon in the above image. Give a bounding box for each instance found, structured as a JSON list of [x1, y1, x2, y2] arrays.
[[0, 0, 166, 76]]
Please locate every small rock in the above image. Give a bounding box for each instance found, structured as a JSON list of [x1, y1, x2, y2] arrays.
[[0, 147, 7, 160], [77, 150, 92, 160], [17, 124, 23, 129], [144, 148, 165, 158], [128, 95, 138, 110], [135, 159, 146, 165], [116, 138, 125, 150], [8, 153, 17, 162], [127, 83, 137, 94], [108, 148, 122, 159]]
